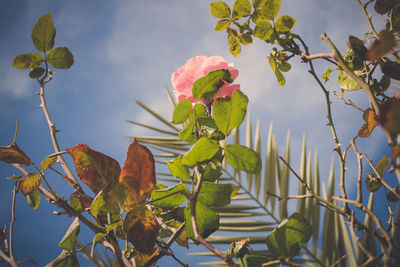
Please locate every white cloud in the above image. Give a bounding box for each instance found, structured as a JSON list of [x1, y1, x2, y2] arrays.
[[0, 68, 32, 99]]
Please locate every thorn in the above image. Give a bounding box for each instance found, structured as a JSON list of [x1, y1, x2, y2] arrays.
[[55, 129, 61, 133]]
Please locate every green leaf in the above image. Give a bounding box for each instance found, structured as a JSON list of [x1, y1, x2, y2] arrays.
[[7, 175, 22, 181], [243, 255, 273, 267], [27, 190, 41, 210], [172, 98, 192, 124], [225, 144, 261, 174], [69, 194, 84, 213], [178, 120, 196, 143], [192, 69, 233, 100], [213, 90, 249, 135], [29, 67, 45, 79], [184, 201, 220, 242], [229, 36, 241, 57], [279, 62, 291, 72], [253, 20, 273, 41], [47, 47, 74, 69], [232, 0, 252, 20], [376, 156, 390, 177], [45, 250, 78, 267], [365, 173, 382, 192], [322, 67, 333, 83], [266, 212, 312, 258], [90, 233, 106, 259], [203, 160, 222, 182], [151, 183, 189, 209], [181, 137, 221, 167], [198, 182, 238, 207], [41, 154, 58, 171], [31, 13, 56, 52], [274, 68, 285, 86], [239, 33, 253, 45], [210, 1, 231, 18], [12, 53, 44, 69], [215, 19, 231, 31], [167, 155, 191, 180], [58, 217, 80, 251], [261, 0, 281, 20], [338, 70, 361, 91], [274, 15, 296, 33], [90, 191, 120, 224]]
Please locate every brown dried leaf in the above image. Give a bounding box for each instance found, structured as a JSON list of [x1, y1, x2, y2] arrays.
[[19, 173, 41, 196], [374, 0, 395, 15], [367, 30, 396, 61], [0, 143, 31, 166], [381, 61, 400, 80], [66, 144, 121, 194], [378, 95, 400, 134], [123, 205, 160, 254], [392, 144, 400, 158], [119, 140, 156, 209], [358, 108, 378, 137], [134, 247, 160, 267]]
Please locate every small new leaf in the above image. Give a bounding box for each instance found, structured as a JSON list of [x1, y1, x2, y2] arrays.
[[31, 13, 56, 53], [47, 47, 74, 69], [29, 67, 46, 79]]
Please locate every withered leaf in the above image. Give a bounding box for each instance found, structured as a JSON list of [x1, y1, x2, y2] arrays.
[[378, 95, 400, 134], [0, 143, 31, 166], [381, 61, 400, 80], [348, 35, 367, 60], [135, 247, 160, 267], [123, 205, 160, 254], [367, 30, 396, 61], [19, 173, 41, 196], [358, 108, 378, 137], [392, 144, 400, 158], [66, 144, 121, 195], [40, 154, 58, 171], [374, 0, 395, 15], [119, 140, 156, 209]]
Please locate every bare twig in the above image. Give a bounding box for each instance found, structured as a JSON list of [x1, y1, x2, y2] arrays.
[[355, 0, 380, 40], [350, 140, 363, 203], [334, 91, 365, 112], [349, 211, 380, 266], [364, 154, 400, 200]]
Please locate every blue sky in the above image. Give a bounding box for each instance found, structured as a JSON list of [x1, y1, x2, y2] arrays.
[[0, 0, 396, 266]]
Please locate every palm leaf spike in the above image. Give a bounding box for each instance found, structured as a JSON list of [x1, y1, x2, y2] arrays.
[[246, 112, 253, 192], [333, 201, 346, 266], [135, 100, 179, 132], [392, 207, 400, 254], [312, 150, 320, 254], [279, 130, 290, 220], [270, 136, 278, 215], [304, 150, 313, 221], [126, 120, 178, 136], [232, 127, 242, 183], [297, 135, 307, 214], [358, 192, 376, 265], [254, 119, 261, 199], [337, 210, 357, 266], [321, 158, 336, 265], [165, 86, 176, 108], [264, 122, 274, 206]]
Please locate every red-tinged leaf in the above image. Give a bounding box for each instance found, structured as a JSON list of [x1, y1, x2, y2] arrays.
[[123, 205, 160, 254], [19, 173, 41, 196], [0, 143, 31, 166], [378, 95, 400, 134], [367, 30, 396, 61], [66, 144, 121, 194], [119, 140, 156, 209], [359, 108, 379, 137]]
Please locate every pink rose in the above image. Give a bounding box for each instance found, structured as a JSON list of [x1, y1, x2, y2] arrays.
[[171, 55, 240, 103]]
